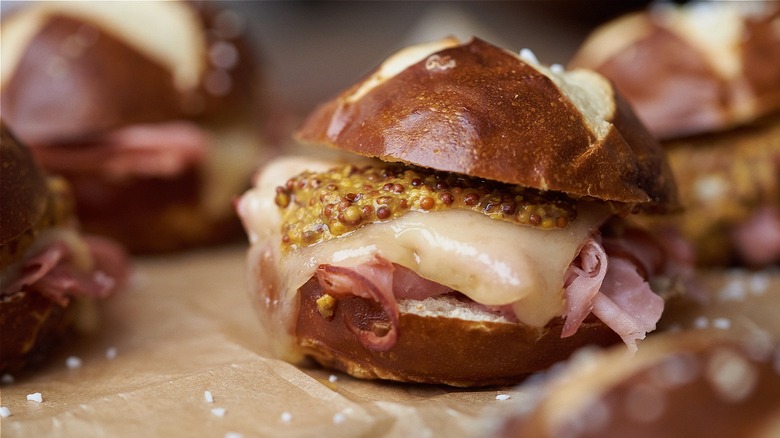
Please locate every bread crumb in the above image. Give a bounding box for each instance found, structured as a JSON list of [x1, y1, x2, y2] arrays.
[[280, 411, 292, 422], [27, 392, 43, 403], [211, 407, 226, 417], [106, 347, 118, 360], [495, 394, 511, 401], [204, 390, 214, 403], [0, 406, 11, 418], [66, 356, 82, 369]]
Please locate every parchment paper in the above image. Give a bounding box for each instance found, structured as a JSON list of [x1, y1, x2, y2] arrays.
[[1, 245, 778, 437]]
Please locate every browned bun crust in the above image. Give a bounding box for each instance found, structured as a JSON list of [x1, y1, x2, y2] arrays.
[[0, 121, 74, 373], [497, 331, 780, 437], [0, 122, 49, 258], [569, 3, 780, 139], [0, 285, 75, 374], [296, 38, 677, 211], [295, 278, 620, 387], [655, 114, 780, 266], [1, 2, 265, 253], [1, 5, 261, 144]]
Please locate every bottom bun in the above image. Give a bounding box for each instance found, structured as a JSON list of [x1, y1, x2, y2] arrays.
[[0, 287, 74, 374], [295, 278, 621, 387]]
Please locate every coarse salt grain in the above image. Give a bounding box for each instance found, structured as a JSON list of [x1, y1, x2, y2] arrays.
[[693, 316, 709, 329], [204, 390, 214, 403], [496, 394, 511, 401], [27, 392, 43, 403], [749, 274, 769, 295], [0, 406, 11, 418], [328, 375, 338, 383], [333, 412, 346, 424], [211, 407, 226, 417], [106, 347, 118, 360], [550, 64, 565, 74], [66, 356, 82, 369], [519, 48, 539, 65], [225, 433, 243, 438], [280, 411, 292, 422], [713, 318, 732, 330]]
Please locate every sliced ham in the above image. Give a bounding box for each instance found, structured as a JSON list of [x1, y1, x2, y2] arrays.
[[561, 237, 608, 338], [316, 257, 399, 351], [2, 234, 129, 307], [562, 232, 666, 352], [593, 257, 665, 352], [313, 228, 670, 353], [31, 121, 210, 179]]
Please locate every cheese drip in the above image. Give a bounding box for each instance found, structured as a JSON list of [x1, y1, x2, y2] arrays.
[[239, 157, 609, 360]]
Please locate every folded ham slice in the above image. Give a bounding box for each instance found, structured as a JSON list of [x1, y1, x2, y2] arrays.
[[2, 232, 129, 307]]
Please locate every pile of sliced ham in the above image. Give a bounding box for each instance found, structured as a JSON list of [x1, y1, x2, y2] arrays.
[[314, 228, 673, 354], [2, 233, 129, 307]]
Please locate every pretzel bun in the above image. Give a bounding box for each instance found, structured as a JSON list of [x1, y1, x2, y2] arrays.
[[569, 2, 780, 140], [1, 1, 267, 253], [0, 121, 128, 373], [297, 37, 676, 210], [496, 331, 780, 437], [238, 38, 680, 387]]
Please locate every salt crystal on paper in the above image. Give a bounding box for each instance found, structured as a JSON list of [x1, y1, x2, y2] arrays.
[[211, 407, 226, 417], [225, 433, 243, 438], [66, 356, 82, 369], [280, 411, 292, 422], [204, 390, 214, 403], [496, 394, 512, 401], [333, 412, 346, 424], [328, 375, 338, 383], [0, 406, 11, 417], [713, 318, 731, 330], [27, 392, 43, 403], [106, 347, 118, 360]]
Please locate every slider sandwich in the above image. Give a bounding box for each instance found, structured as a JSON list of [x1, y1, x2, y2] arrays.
[[237, 38, 683, 386], [1, 121, 128, 374], [570, 2, 780, 267], [1, 0, 267, 252]]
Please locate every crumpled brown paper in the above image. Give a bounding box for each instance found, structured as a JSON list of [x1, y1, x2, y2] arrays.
[[2, 246, 778, 437], [0, 246, 526, 437]]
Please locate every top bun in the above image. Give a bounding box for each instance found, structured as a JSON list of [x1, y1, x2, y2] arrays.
[[296, 38, 676, 210], [0, 120, 49, 249], [569, 3, 780, 139], [1, 0, 261, 145]]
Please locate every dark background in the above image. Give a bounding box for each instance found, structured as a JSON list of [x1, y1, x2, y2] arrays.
[[226, 1, 653, 119]]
